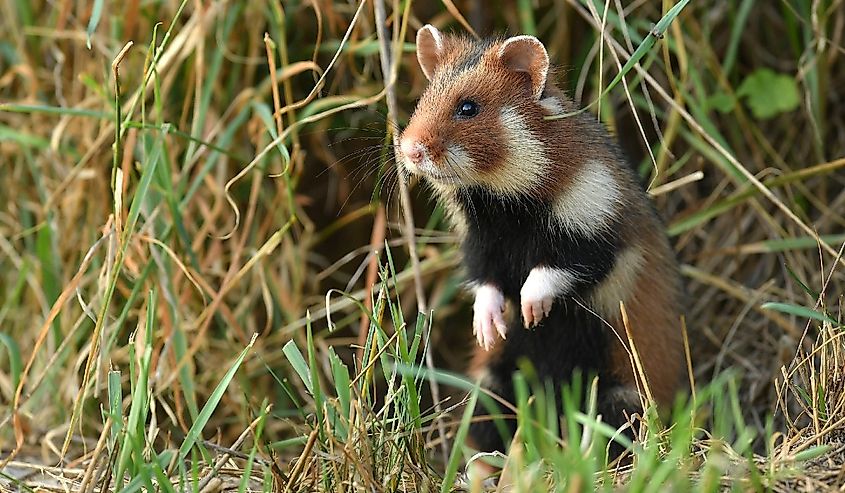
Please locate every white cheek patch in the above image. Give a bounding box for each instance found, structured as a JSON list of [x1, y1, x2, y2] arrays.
[[591, 247, 646, 318], [539, 96, 564, 116], [552, 159, 623, 236], [484, 107, 548, 195], [417, 155, 438, 176], [444, 143, 472, 171]]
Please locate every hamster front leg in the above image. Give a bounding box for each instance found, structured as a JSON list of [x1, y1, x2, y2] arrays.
[[472, 284, 508, 350], [519, 266, 579, 327]]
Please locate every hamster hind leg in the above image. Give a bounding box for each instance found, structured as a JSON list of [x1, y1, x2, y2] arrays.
[[596, 385, 644, 459]]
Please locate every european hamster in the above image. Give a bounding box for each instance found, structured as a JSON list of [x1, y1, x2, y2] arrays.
[[398, 25, 684, 458]]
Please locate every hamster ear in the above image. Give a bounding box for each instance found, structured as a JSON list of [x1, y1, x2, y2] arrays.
[[416, 24, 444, 80], [498, 35, 549, 100]]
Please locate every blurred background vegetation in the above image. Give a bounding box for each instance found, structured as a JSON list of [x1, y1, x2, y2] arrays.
[[1, 0, 844, 490]]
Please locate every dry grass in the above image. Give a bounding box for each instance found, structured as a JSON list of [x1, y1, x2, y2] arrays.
[[1, 0, 844, 491]]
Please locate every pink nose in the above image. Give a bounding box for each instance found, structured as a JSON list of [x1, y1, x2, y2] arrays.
[[400, 138, 424, 164]]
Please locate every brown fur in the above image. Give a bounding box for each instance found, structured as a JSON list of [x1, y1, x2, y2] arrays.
[[605, 229, 684, 406]]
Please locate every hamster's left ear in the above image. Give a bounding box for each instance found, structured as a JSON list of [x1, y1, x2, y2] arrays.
[[416, 24, 444, 80], [498, 35, 549, 100]]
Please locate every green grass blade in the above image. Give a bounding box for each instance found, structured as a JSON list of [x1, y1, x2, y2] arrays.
[[238, 403, 268, 493], [548, 0, 691, 120], [328, 348, 351, 419], [107, 369, 122, 449], [85, 0, 105, 49], [441, 386, 479, 492], [122, 138, 162, 246], [114, 291, 156, 490], [0, 126, 51, 149], [760, 234, 845, 253], [177, 333, 257, 463], [723, 0, 755, 75], [0, 333, 22, 391], [761, 302, 841, 326], [785, 266, 820, 299], [282, 340, 313, 394], [0, 103, 109, 118]]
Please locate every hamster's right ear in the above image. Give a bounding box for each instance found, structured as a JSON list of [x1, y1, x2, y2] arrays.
[[416, 24, 444, 80], [498, 35, 549, 100]]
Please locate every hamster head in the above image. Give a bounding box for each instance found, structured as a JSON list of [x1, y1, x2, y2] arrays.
[[399, 25, 561, 196]]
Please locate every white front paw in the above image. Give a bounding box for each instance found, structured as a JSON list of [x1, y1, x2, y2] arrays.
[[520, 291, 554, 328], [520, 267, 576, 328], [472, 285, 507, 351]]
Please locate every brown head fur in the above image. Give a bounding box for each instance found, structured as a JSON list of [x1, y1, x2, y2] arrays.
[[399, 26, 623, 200]]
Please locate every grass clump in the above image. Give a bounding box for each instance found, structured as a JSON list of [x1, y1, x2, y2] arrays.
[[1, 0, 844, 491]]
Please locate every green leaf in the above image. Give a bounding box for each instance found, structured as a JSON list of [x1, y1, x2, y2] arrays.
[[706, 92, 737, 113], [736, 68, 800, 119], [282, 340, 313, 394]]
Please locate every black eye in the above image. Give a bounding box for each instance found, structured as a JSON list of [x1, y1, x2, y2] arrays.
[[455, 100, 480, 119]]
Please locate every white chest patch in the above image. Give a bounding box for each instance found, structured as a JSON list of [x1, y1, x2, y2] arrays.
[[551, 159, 622, 236], [485, 107, 549, 195]]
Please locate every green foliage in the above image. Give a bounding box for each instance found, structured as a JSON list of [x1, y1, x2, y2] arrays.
[[279, 258, 434, 491], [737, 68, 801, 120], [705, 92, 737, 114]]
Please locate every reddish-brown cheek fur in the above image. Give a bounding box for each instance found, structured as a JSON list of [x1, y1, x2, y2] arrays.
[[403, 104, 508, 175], [457, 112, 507, 172]]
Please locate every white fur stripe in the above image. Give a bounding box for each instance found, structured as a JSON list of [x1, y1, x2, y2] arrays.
[[539, 96, 564, 115], [591, 247, 646, 318], [551, 160, 622, 236], [490, 107, 548, 195]]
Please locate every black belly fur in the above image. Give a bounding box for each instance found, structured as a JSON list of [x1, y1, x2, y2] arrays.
[[455, 187, 621, 298], [454, 187, 628, 453]]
